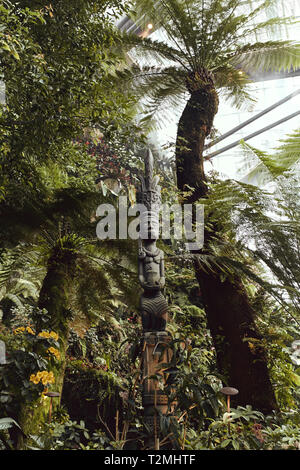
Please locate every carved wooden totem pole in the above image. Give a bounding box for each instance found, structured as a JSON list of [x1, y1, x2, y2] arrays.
[[137, 149, 173, 449]]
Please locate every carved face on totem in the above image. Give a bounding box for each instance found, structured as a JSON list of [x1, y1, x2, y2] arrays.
[[137, 150, 161, 240], [137, 149, 165, 291]]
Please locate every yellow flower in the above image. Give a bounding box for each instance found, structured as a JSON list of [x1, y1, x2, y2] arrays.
[[29, 370, 55, 386], [38, 331, 50, 338], [26, 326, 35, 335], [38, 330, 59, 341], [47, 347, 60, 360], [49, 331, 59, 341], [13, 326, 25, 335], [41, 375, 48, 385], [41, 388, 49, 401], [42, 371, 55, 385], [30, 373, 40, 384]]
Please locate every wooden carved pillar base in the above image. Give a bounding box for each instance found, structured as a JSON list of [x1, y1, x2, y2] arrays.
[[142, 331, 174, 449]]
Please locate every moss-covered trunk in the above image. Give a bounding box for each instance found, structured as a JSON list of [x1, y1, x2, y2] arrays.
[[176, 85, 215, 202], [194, 260, 277, 413], [37, 236, 78, 395], [37, 238, 77, 338], [14, 237, 77, 448], [175, 80, 278, 414]]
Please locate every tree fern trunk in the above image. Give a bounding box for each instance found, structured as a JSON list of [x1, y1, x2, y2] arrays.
[[12, 238, 77, 448], [37, 237, 77, 399], [176, 85, 216, 201], [37, 239, 77, 339], [194, 259, 277, 413], [176, 85, 278, 413]]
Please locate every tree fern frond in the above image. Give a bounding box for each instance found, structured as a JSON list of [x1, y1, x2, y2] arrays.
[[123, 1, 299, 131], [237, 141, 273, 186], [241, 16, 299, 41], [214, 64, 256, 109], [231, 41, 300, 73], [203, 174, 300, 316], [15, 278, 40, 297], [111, 63, 187, 126], [4, 293, 25, 309], [139, 87, 187, 129], [239, 128, 300, 184], [120, 33, 188, 69], [271, 128, 300, 174], [0, 245, 44, 289], [133, 0, 200, 65], [238, 0, 280, 26], [112, 63, 184, 91]]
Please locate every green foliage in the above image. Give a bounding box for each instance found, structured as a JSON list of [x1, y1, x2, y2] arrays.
[[0, 417, 22, 449], [62, 306, 142, 443], [0, 0, 143, 251], [239, 128, 300, 185], [0, 312, 61, 418], [27, 416, 115, 450], [203, 173, 300, 318], [1, 0, 131, 158], [63, 359, 124, 423], [114, 0, 300, 125], [0, 416, 20, 431], [185, 406, 300, 450], [0, 0, 299, 452], [0, 1, 44, 62]]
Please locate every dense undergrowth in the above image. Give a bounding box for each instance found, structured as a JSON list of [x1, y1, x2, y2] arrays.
[[0, 259, 299, 450], [0, 0, 300, 452]]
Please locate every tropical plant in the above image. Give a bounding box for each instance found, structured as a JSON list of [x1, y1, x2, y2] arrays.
[[0, 417, 22, 450], [238, 128, 300, 185], [0, 0, 147, 448], [184, 405, 300, 450], [1, 0, 299, 451], [112, 0, 300, 413], [193, 166, 300, 410], [0, 316, 63, 448], [117, 0, 300, 200], [203, 161, 300, 320]]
